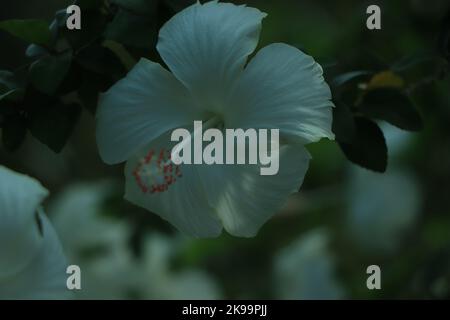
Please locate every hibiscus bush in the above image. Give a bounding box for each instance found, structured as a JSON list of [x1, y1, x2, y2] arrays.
[[1, 0, 450, 299]]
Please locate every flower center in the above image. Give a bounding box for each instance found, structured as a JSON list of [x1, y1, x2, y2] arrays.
[[132, 116, 223, 195], [132, 148, 182, 194]]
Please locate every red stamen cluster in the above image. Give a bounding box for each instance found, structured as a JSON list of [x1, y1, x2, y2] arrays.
[[133, 148, 182, 194]]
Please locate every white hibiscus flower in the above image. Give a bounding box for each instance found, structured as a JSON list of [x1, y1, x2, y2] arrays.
[[0, 166, 69, 299], [96, 1, 334, 237]]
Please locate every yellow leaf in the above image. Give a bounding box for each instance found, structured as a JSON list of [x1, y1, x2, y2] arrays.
[[367, 71, 404, 90]]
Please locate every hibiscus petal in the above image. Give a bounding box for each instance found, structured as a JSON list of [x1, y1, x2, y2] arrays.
[[156, 1, 267, 112], [226, 43, 334, 144], [96, 58, 201, 165], [124, 131, 222, 238], [200, 145, 311, 237], [0, 210, 70, 299], [0, 166, 48, 279]]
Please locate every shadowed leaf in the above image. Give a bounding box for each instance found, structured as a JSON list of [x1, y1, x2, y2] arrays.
[[29, 51, 73, 95], [339, 117, 387, 172], [29, 102, 81, 153], [0, 19, 51, 46], [360, 88, 423, 131]]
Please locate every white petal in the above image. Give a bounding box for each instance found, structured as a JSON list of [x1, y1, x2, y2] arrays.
[[96, 58, 201, 164], [124, 131, 222, 238], [199, 145, 311, 237], [0, 166, 48, 279], [0, 211, 70, 299], [157, 1, 267, 112], [226, 43, 334, 144]]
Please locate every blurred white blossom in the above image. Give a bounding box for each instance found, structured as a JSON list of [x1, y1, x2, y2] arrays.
[[49, 182, 138, 299], [274, 229, 345, 299], [346, 123, 421, 254], [50, 182, 130, 258], [0, 166, 69, 299], [137, 234, 222, 299], [50, 182, 221, 299], [380, 122, 414, 157], [347, 168, 421, 254]]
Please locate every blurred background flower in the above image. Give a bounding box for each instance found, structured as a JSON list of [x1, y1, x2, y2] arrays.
[[274, 229, 345, 299], [138, 234, 222, 299], [49, 182, 138, 299], [0, 166, 69, 299], [49, 182, 221, 299], [345, 123, 422, 255], [346, 168, 421, 255]]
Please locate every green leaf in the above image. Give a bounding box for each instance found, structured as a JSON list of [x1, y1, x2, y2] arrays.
[[29, 51, 73, 95], [29, 102, 81, 153], [104, 8, 157, 49], [77, 69, 113, 113], [76, 44, 125, 78], [0, 19, 51, 46], [60, 8, 108, 50], [1, 114, 27, 151], [332, 101, 356, 144], [0, 88, 24, 102], [0, 70, 26, 108], [103, 40, 137, 70], [75, 0, 104, 11], [0, 70, 20, 90], [331, 70, 373, 88], [360, 88, 423, 131], [57, 62, 83, 95], [438, 11, 450, 62], [164, 0, 196, 12], [391, 51, 436, 72], [54, 9, 70, 28], [339, 117, 387, 172], [25, 44, 49, 58], [111, 0, 157, 14]]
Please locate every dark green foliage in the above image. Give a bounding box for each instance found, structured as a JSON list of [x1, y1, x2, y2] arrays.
[[359, 88, 423, 131], [0, 19, 52, 46], [332, 101, 356, 144], [1, 113, 27, 151], [339, 117, 387, 173], [29, 51, 73, 95], [438, 10, 450, 62], [104, 8, 157, 49], [28, 102, 81, 153], [110, 0, 158, 14], [331, 70, 373, 88], [0, 0, 193, 152]]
